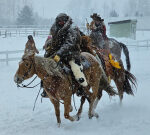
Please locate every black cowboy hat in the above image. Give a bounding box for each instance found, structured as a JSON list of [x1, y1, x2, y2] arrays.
[[28, 35, 33, 40], [90, 13, 104, 21]]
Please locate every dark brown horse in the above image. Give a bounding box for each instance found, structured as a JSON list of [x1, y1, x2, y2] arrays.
[[90, 31, 131, 71], [81, 36, 137, 103], [14, 52, 116, 126]]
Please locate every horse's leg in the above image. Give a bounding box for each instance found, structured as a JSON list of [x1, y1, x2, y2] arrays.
[[87, 86, 99, 119], [90, 96, 100, 119], [114, 78, 124, 104], [50, 98, 61, 126], [97, 88, 103, 100], [44, 87, 61, 126], [74, 96, 86, 120], [63, 97, 76, 121], [89, 87, 104, 118]]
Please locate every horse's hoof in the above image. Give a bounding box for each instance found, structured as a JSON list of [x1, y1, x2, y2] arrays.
[[88, 114, 93, 119], [57, 123, 61, 128], [73, 115, 80, 121], [76, 115, 80, 121], [94, 113, 99, 119]]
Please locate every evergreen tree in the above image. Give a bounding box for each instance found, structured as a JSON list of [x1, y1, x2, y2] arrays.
[[16, 5, 35, 25], [109, 10, 119, 17]]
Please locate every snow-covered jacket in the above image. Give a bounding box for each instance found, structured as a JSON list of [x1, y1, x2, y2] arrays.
[[49, 17, 81, 61]]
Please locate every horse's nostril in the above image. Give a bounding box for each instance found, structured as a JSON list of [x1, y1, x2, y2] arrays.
[[14, 75, 22, 84]]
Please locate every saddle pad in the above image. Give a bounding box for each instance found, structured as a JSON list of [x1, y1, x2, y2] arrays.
[[81, 56, 91, 70]]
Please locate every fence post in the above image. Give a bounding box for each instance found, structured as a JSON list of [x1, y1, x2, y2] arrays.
[[137, 41, 139, 47], [33, 31, 35, 37], [147, 40, 149, 47], [6, 50, 8, 66], [5, 30, 7, 38]]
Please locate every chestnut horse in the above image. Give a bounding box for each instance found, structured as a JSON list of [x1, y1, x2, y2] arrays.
[[81, 36, 137, 102], [14, 52, 116, 125]]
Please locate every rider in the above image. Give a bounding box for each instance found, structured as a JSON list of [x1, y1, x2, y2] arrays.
[[41, 13, 88, 97], [87, 13, 107, 40], [24, 35, 39, 54], [86, 13, 121, 80]]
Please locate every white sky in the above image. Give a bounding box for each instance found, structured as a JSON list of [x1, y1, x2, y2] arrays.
[[31, 0, 130, 19], [32, 0, 70, 18]]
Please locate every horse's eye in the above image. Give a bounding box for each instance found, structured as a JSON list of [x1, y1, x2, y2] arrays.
[[25, 63, 29, 67]]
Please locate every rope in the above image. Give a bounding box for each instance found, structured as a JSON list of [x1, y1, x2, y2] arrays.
[[23, 76, 37, 87], [17, 82, 40, 88], [33, 87, 42, 111], [17, 76, 41, 89]]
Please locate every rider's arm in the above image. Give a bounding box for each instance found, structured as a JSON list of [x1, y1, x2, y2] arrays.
[[56, 29, 78, 57]]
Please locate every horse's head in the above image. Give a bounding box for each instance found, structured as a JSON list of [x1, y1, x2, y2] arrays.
[[14, 53, 35, 84]]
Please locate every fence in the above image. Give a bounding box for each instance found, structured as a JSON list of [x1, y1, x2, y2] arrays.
[[0, 25, 87, 37], [0, 49, 43, 65], [123, 39, 150, 47], [0, 39, 150, 65], [0, 29, 50, 37], [0, 25, 50, 37]]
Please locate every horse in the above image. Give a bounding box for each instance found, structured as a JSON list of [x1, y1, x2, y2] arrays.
[[81, 36, 137, 103], [14, 52, 116, 126], [90, 32, 131, 71]]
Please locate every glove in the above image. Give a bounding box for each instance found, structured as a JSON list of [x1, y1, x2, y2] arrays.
[[54, 55, 60, 62], [109, 54, 121, 69]]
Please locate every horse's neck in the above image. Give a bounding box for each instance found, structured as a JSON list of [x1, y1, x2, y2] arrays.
[[34, 56, 63, 80], [33, 56, 48, 80]]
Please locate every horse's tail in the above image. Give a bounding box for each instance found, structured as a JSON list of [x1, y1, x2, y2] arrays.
[[99, 73, 118, 96], [120, 42, 131, 71], [123, 70, 137, 95]]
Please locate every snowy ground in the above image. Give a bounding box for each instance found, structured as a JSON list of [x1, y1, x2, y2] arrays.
[[0, 36, 150, 135]]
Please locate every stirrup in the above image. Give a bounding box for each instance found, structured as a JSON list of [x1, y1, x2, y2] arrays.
[[41, 90, 47, 97], [76, 86, 84, 96]]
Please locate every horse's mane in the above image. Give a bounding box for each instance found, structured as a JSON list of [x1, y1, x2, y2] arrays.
[[34, 56, 64, 79]]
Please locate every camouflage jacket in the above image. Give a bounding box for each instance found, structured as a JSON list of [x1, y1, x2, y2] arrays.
[[47, 18, 81, 62]]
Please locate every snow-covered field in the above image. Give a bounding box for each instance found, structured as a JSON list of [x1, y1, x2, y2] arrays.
[[0, 36, 150, 135]]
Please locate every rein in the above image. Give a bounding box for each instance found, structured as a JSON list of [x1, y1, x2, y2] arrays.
[[17, 76, 41, 88]]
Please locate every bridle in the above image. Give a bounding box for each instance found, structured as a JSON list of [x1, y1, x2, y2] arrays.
[[22, 58, 35, 79]]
